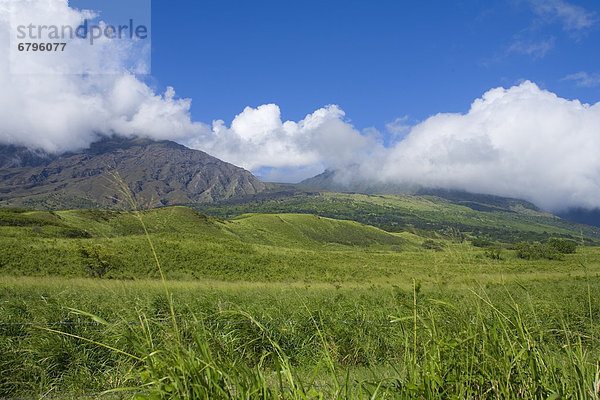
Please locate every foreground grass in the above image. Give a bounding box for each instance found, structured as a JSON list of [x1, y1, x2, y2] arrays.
[[1, 276, 599, 399], [2, 205, 600, 398]]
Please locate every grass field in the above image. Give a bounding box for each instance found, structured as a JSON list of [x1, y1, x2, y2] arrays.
[[2, 276, 599, 399], [1, 205, 600, 398], [1, 206, 598, 284]]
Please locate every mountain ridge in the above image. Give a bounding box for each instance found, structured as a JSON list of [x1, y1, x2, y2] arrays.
[[0, 136, 267, 209]]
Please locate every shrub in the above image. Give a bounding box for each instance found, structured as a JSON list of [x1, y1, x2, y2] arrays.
[[80, 244, 118, 278], [472, 237, 493, 248], [0, 207, 28, 213], [547, 238, 577, 254], [514, 242, 563, 260], [484, 246, 502, 260], [421, 240, 445, 251], [61, 227, 93, 238]]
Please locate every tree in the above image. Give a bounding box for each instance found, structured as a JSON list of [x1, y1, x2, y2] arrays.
[[80, 244, 117, 278]]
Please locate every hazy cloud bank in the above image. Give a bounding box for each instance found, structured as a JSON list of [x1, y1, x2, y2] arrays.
[[375, 81, 600, 212]]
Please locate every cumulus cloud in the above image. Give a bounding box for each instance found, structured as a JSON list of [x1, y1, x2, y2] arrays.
[[0, 0, 199, 153], [186, 104, 380, 174], [369, 81, 600, 212], [0, 0, 375, 176], [157, 81, 600, 212]]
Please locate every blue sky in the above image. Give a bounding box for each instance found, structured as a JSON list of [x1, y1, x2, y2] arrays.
[[147, 0, 600, 132]]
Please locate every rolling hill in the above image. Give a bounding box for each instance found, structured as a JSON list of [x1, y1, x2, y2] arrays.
[[0, 206, 411, 280], [1, 205, 598, 284], [195, 190, 600, 243]]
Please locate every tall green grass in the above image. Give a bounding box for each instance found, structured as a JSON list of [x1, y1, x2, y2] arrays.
[[2, 277, 599, 399], [130, 280, 600, 399], [1, 177, 599, 398]]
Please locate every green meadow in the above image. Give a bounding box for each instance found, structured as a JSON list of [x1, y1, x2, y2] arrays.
[[1, 204, 600, 398]]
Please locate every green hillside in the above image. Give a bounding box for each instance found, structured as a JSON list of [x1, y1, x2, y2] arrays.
[[1, 205, 598, 284], [0, 206, 416, 281], [227, 213, 405, 248], [196, 191, 600, 243], [0, 206, 404, 245]]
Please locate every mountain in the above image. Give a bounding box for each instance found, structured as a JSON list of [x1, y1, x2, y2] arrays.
[[0, 137, 266, 209], [298, 168, 419, 194], [413, 188, 541, 213], [558, 208, 600, 228], [299, 169, 600, 228], [0, 144, 57, 168], [300, 169, 541, 212]]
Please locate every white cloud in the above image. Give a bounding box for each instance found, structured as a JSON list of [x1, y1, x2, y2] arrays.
[[185, 104, 381, 178], [370, 81, 600, 212], [0, 0, 204, 153], [562, 71, 600, 88], [0, 0, 378, 182], [508, 37, 555, 58], [529, 0, 596, 31], [385, 116, 411, 138], [0, 0, 377, 180]]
